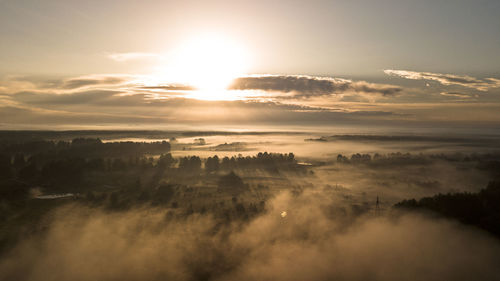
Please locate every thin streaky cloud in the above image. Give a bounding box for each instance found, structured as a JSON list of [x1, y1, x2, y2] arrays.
[[440, 92, 476, 99], [384, 69, 500, 91], [62, 75, 128, 89]]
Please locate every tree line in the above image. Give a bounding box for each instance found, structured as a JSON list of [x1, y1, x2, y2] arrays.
[[395, 181, 500, 237]]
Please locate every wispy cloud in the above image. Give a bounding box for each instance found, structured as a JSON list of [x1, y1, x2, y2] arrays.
[[139, 85, 197, 91], [61, 75, 128, 89], [384, 69, 500, 91], [0, 75, 137, 97], [108, 52, 161, 62], [439, 92, 477, 99], [2, 73, 498, 129], [0, 73, 408, 128]]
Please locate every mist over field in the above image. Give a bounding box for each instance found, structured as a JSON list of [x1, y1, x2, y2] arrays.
[[2, 190, 500, 281], [1, 130, 500, 280]]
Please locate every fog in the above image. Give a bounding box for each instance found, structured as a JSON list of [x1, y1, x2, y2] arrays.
[[1, 131, 500, 280], [155, 133, 500, 160], [1, 189, 499, 281]]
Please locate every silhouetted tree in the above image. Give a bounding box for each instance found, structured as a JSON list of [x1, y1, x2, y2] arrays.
[[18, 163, 37, 182], [395, 181, 500, 237], [157, 153, 175, 169], [337, 154, 349, 163], [12, 153, 25, 171], [218, 171, 247, 195], [179, 156, 201, 175], [0, 154, 12, 180], [153, 184, 175, 205], [205, 156, 220, 173]]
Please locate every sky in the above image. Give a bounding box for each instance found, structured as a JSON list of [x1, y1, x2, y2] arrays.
[[1, 0, 500, 132]]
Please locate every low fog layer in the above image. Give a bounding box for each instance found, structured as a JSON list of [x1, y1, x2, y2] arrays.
[[1, 190, 500, 281], [1, 133, 500, 281]]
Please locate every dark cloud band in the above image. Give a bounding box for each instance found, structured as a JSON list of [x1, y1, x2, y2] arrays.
[[228, 75, 402, 97]]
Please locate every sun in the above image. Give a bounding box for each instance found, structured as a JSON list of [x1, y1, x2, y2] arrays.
[[155, 34, 250, 100]]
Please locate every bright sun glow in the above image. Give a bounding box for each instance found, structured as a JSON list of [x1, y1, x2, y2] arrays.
[[153, 34, 250, 100]]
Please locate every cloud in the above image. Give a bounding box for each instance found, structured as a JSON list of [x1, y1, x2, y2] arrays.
[[228, 75, 402, 97], [13, 90, 126, 106], [229, 75, 351, 95], [439, 92, 477, 99], [0, 105, 175, 127], [0, 95, 406, 129], [108, 52, 161, 62], [384, 69, 500, 91], [350, 81, 402, 96], [0, 74, 132, 94], [62, 76, 127, 89], [2, 73, 499, 129], [139, 85, 197, 91]]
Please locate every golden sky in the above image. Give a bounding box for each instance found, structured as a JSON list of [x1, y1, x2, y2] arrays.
[[1, 0, 499, 131]]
